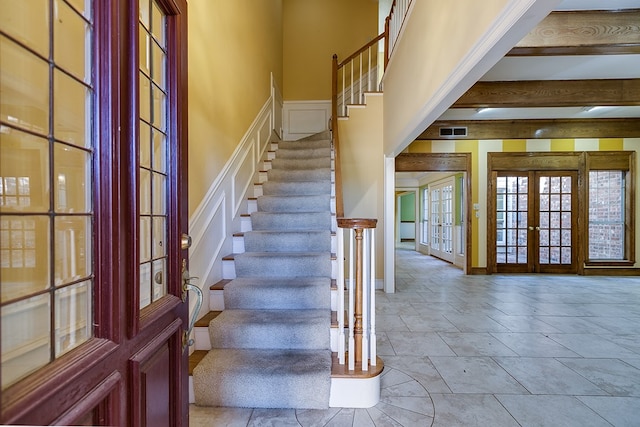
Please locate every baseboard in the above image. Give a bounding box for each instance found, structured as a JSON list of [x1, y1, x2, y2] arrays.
[[582, 268, 640, 276], [470, 267, 489, 275]]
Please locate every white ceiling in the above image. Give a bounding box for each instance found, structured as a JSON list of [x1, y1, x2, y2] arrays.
[[399, 0, 640, 184], [437, 2, 640, 122]]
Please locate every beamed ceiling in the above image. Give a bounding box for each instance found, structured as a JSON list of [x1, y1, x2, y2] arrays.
[[416, 2, 640, 142]]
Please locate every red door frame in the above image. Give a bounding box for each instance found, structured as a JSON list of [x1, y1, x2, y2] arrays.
[[0, 0, 189, 424]]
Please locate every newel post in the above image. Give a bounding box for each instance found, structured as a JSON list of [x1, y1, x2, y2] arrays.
[[337, 218, 377, 370]]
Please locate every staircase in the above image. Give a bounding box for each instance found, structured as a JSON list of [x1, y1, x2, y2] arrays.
[[191, 133, 335, 409]]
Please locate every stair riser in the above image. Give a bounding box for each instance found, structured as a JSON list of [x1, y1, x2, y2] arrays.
[[271, 158, 331, 170], [209, 311, 331, 350], [243, 231, 331, 253], [256, 181, 334, 197], [250, 212, 332, 231], [195, 322, 342, 353], [275, 147, 331, 159], [256, 195, 331, 213], [223, 257, 337, 280], [267, 168, 333, 182], [225, 286, 330, 310], [277, 140, 331, 150], [209, 286, 339, 312], [234, 254, 331, 278], [234, 233, 337, 254]]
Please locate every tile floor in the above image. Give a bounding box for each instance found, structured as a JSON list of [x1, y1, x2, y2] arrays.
[[189, 247, 640, 426]]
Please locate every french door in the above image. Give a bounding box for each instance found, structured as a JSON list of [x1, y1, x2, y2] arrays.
[[1, 1, 189, 425], [494, 171, 577, 274], [429, 179, 454, 262]]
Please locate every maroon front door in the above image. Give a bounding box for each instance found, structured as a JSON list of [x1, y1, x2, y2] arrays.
[[1, 1, 189, 425]]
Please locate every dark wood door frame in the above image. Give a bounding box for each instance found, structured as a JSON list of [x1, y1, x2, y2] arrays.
[[396, 153, 473, 274], [487, 152, 584, 275]]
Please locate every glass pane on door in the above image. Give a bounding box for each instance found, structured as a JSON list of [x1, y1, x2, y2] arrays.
[[496, 175, 528, 264], [441, 184, 453, 255], [430, 188, 440, 252], [1, 0, 95, 389], [538, 175, 572, 265], [139, 0, 168, 309]]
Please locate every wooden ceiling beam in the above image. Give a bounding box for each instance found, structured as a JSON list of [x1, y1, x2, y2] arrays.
[[418, 118, 640, 140], [508, 9, 640, 56], [453, 79, 640, 108]]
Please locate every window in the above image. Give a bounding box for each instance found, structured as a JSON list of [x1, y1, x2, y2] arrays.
[[586, 152, 635, 265], [588, 171, 626, 260]]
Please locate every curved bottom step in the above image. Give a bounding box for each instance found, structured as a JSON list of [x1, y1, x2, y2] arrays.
[[189, 351, 384, 409]]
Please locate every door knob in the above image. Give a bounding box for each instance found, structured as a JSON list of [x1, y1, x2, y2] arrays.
[[181, 233, 192, 250]]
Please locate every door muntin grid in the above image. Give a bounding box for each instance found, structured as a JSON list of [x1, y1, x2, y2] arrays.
[[538, 175, 573, 265], [496, 176, 528, 264], [1, 0, 94, 389], [138, 0, 168, 310]]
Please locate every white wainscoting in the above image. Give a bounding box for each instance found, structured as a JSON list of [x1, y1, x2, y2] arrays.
[[283, 100, 331, 141], [187, 74, 282, 338]]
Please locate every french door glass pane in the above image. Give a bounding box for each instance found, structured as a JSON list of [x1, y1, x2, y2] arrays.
[[538, 175, 572, 265], [496, 175, 528, 264], [139, 0, 168, 309], [1, 0, 94, 390], [421, 188, 428, 245]]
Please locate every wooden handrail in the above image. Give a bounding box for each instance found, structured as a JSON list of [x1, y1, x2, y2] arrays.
[[338, 32, 385, 68], [331, 54, 344, 219]]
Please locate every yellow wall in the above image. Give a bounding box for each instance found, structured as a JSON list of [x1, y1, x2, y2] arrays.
[[188, 0, 283, 216], [283, 0, 378, 100], [338, 95, 385, 278], [407, 138, 640, 270]]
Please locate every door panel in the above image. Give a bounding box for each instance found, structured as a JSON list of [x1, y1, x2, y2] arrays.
[[429, 179, 454, 263], [0, 1, 189, 425], [494, 171, 577, 274], [495, 173, 530, 272], [535, 172, 577, 273]]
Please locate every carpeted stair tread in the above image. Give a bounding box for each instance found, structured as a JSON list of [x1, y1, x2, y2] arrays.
[[261, 180, 331, 196], [234, 252, 331, 277], [193, 132, 334, 409], [275, 147, 331, 159], [193, 348, 331, 409], [223, 277, 331, 309], [243, 230, 331, 252], [271, 157, 331, 170], [250, 211, 331, 230], [267, 167, 331, 182], [277, 139, 331, 150], [209, 309, 331, 350], [257, 194, 331, 212]]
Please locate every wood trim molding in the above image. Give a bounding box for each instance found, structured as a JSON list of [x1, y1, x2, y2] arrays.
[[394, 153, 473, 275], [418, 118, 640, 140], [395, 152, 470, 171], [508, 9, 640, 56], [453, 79, 640, 108], [488, 152, 582, 171]]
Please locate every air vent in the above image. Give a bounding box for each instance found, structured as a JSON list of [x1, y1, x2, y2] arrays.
[[439, 126, 467, 137]]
